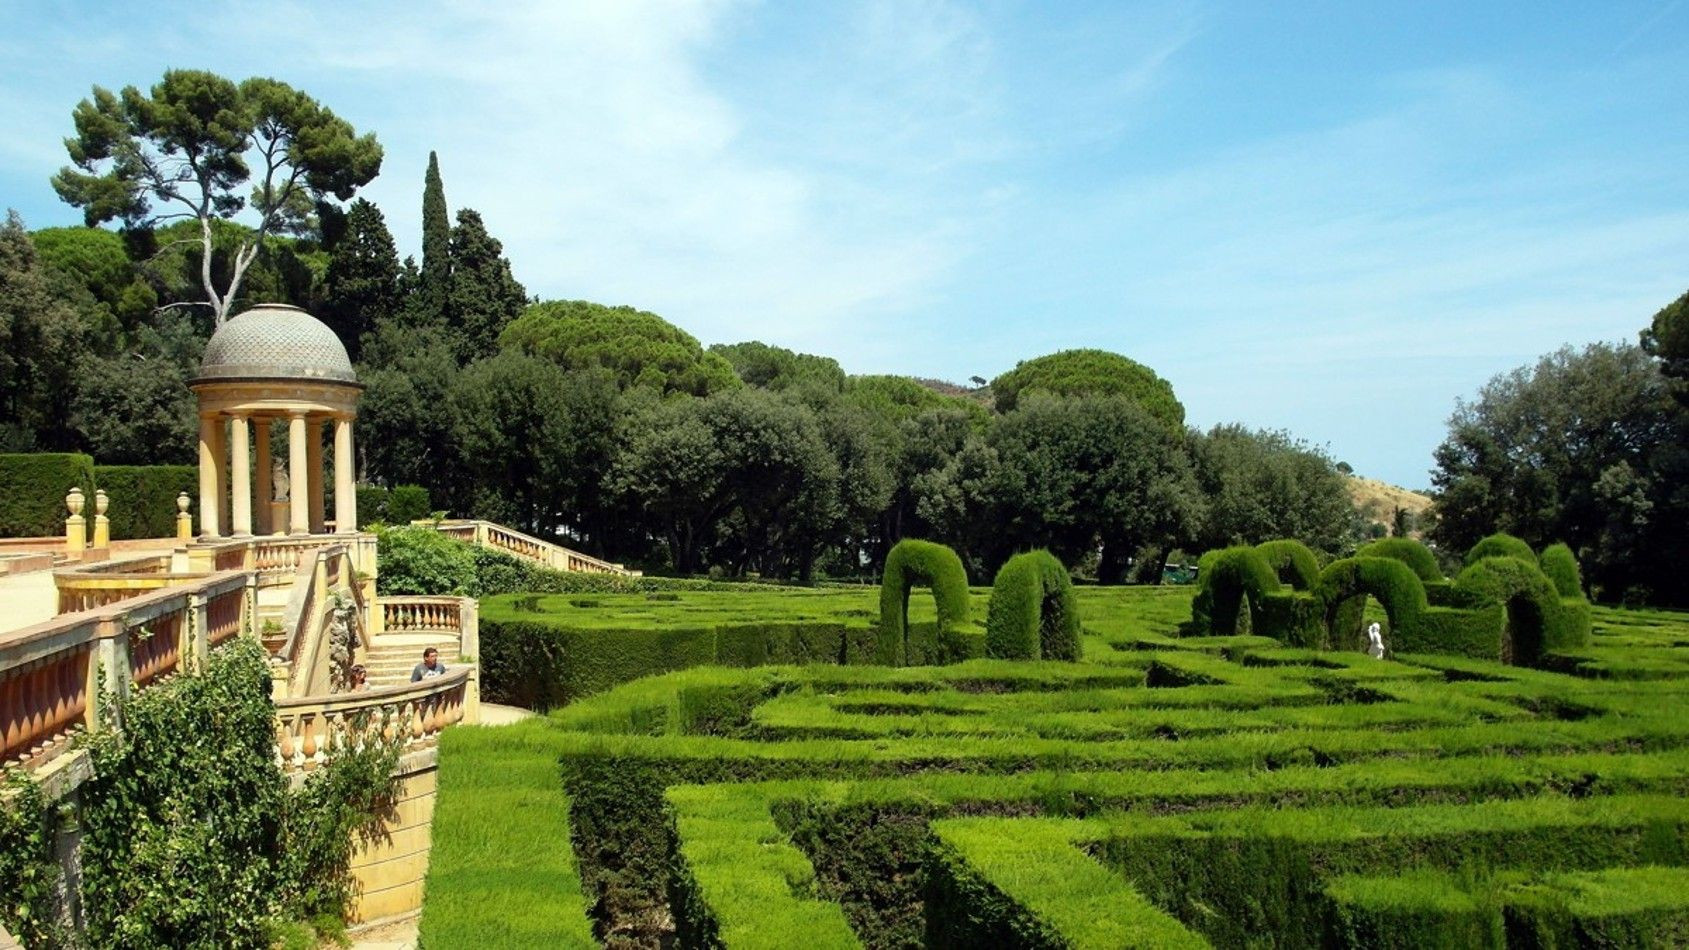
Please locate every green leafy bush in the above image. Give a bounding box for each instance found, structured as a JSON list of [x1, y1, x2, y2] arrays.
[[93, 464, 196, 539], [356, 484, 391, 524], [0, 452, 95, 536], [985, 550, 1080, 661], [878, 539, 971, 665], [374, 525, 478, 595], [385, 484, 432, 524], [79, 639, 399, 947], [0, 774, 60, 948]]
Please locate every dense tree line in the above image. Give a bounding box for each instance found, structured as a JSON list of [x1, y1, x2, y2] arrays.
[[1429, 326, 1689, 606], [3, 69, 1373, 584]]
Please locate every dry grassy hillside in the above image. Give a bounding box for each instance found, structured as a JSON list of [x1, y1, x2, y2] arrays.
[[1348, 476, 1434, 534]]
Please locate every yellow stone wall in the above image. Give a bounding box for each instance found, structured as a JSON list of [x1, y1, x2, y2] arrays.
[[348, 747, 439, 923]]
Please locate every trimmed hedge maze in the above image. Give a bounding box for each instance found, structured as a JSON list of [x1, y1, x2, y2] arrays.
[[1191, 534, 1592, 666], [424, 588, 1689, 948]]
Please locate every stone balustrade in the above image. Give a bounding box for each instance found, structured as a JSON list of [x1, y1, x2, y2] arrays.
[[378, 594, 480, 664], [274, 668, 469, 771], [413, 518, 639, 576], [0, 570, 252, 772]]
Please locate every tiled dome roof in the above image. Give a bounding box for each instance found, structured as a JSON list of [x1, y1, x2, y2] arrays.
[[197, 304, 356, 384]]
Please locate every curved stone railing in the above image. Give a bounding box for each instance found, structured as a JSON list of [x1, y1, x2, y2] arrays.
[[413, 519, 638, 576], [274, 668, 469, 771], [0, 570, 251, 771]]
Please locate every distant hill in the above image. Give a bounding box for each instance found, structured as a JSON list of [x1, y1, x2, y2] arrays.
[[1348, 476, 1434, 534]]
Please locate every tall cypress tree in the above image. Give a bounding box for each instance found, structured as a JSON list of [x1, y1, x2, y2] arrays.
[[448, 208, 528, 363], [323, 198, 400, 362], [419, 150, 451, 326]]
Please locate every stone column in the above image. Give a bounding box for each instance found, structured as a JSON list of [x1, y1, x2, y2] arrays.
[[213, 417, 229, 539], [334, 417, 357, 533], [288, 412, 310, 535], [254, 419, 273, 535], [230, 413, 252, 537], [198, 414, 222, 538], [306, 419, 325, 533]]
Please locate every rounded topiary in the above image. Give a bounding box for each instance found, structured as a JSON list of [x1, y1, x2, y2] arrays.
[[1317, 556, 1429, 650], [1196, 546, 1281, 636], [1454, 556, 1582, 663], [878, 539, 970, 665], [1254, 539, 1320, 590], [1464, 532, 1536, 566], [1355, 537, 1444, 583], [985, 550, 1080, 661], [1537, 542, 1586, 600]]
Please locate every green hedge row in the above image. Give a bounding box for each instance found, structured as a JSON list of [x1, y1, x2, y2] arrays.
[[877, 539, 971, 665], [1191, 535, 1593, 666], [92, 465, 196, 539], [985, 550, 1080, 661], [480, 618, 884, 710], [0, 453, 94, 536]]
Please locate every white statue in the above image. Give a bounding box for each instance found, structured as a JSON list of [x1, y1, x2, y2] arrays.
[[1365, 621, 1386, 660]]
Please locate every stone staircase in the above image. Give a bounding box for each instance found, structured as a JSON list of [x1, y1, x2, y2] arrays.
[[363, 632, 461, 688]]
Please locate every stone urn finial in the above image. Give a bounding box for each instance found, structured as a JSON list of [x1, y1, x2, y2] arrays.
[[94, 489, 109, 517], [178, 492, 191, 514], [66, 486, 85, 518]]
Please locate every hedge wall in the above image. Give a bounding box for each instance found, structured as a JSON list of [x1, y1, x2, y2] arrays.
[[877, 539, 970, 665], [0, 453, 95, 537], [479, 618, 881, 710], [985, 550, 1080, 661], [93, 465, 196, 539]]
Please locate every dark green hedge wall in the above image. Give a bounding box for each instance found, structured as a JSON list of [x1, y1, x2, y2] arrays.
[[0, 453, 95, 537], [877, 539, 970, 665], [93, 465, 196, 539], [479, 618, 880, 710], [985, 550, 1080, 661]]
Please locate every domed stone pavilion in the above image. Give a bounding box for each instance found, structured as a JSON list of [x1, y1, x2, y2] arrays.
[[190, 304, 362, 538]]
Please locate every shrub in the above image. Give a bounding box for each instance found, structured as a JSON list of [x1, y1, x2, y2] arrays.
[[0, 452, 95, 536], [1255, 539, 1320, 590], [985, 550, 1080, 661], [1538, 543, 1586, 600], [355, 484, 391, 524], [1465, 532, 1536, 566], [385, 484, 432, 524], [877, 539, 970, 665], [374, 525, 477, 595], [93, 464, 196, 539], [1355, 537, 1444, 583]]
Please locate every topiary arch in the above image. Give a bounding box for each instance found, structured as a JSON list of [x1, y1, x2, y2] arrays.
[[1465, 532, 1536, 566], [1537, 542, 1585, 600], [1316, 556, 1429, 651], [877, 539, 971, 665], [1355, 537, 1444, 583], [1454, 556, 1579, 665], [1193, 546, 1282, 636], [985, 550, 1080, 661], [1254, 539, 1320, 590]]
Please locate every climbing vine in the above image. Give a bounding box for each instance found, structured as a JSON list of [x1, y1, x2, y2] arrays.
[[0, 772, 62, 948], [79, 638, 400, 949]]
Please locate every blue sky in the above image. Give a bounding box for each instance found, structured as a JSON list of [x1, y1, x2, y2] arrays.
[[3, 1, 1687, 488]]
